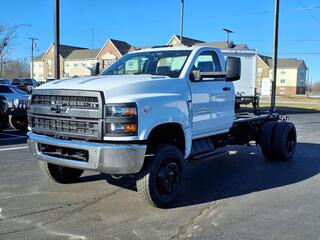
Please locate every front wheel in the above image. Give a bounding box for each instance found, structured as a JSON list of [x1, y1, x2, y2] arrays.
[[136, 144, 185, 208], [39, 161, 84, 184], [11, 116, 28, 133]]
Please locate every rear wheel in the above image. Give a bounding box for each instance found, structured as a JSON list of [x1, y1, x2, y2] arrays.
[[273, 122, 297, 161], [259, 121, 277, 160], [136, 144, 185, 208], [39, 161, 84, 184]]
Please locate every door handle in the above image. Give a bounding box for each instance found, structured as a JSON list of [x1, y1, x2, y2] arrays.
[[223, 87, 231, 92]]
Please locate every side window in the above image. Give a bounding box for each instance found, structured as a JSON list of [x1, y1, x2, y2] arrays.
[[0, 86, 13, 93], [193, 51, 221, 74]]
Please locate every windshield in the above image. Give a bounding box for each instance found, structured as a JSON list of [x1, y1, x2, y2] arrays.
[[101, 50, 191, 78], [12, 79, 33, 85]]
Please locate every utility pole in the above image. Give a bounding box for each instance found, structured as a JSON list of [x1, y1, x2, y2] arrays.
[[29, 37, 38, 79], [271, 0, 280, 113], [54, 0, 60, 79], [223, 28, 233, 48], [180, 0, 184, 45]]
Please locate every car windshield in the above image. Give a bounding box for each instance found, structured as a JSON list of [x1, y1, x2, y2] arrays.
[[101, 50, 191, 78], [12, 79, 33, 85]]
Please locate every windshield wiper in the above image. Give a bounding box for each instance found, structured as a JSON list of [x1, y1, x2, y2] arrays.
[[133, 72, 157, 75]]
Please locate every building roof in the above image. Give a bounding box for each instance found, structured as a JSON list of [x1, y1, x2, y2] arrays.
[[259, 55, 307, 69], [59, 44, 87, 59], [33, 53, 45, 61], [170, 35, 205, 46], [195, 41, 248, 49], [65, 49, 100, 60], [109, 39, 132, 55]]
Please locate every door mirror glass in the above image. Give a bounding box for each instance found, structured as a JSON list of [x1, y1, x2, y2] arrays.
[[91, 62, 100, 76], [225, 57, 241, 81]]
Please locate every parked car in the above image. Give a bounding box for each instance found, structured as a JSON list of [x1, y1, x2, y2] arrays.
[[0, 84, 30, 132], [0, 96, 9, 133], [12, 78, 39, 93], [0, 78, 11, 85]]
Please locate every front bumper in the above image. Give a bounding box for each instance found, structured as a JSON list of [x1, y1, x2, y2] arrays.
[[27, 132, 147, 174]]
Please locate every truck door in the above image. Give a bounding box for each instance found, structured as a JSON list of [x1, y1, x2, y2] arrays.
[[189, 50, 235, 138]]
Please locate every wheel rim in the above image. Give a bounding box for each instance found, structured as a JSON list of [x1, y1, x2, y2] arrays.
[[156, 160, 181, 197], [286, 129, 296, 153]]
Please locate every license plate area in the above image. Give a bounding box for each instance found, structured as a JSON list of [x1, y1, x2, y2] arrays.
[[38, 143, 89, 162]]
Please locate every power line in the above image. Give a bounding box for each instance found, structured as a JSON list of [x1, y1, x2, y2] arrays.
[[295, 0, 320, 25]]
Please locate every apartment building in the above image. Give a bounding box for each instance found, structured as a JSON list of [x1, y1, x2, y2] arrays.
[[257, 55, 307, 95], [32, 39, 133, 80]]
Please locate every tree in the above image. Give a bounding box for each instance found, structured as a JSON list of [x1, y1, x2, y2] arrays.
[[0, 23, 19, 74], [0, 58, 30, 79]]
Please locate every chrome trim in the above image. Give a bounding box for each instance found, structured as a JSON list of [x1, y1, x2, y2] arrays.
[[27, 132, 147, 174]]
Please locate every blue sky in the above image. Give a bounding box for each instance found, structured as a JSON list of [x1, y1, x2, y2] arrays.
[[1, 0, 320, 82]]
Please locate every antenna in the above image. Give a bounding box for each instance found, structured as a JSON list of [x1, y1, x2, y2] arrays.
[[223, 28, 234, 48]]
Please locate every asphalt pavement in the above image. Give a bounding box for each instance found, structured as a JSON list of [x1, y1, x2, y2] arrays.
[[0, 114, 319, 240]]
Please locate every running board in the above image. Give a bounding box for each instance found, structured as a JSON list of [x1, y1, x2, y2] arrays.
[[189, 150, 228, 163]]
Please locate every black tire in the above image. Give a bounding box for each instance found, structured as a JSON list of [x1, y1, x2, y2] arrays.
[[39, 161, 84, 184], [136, 144, 185, 208], [259, 121, 277, 160], [273, 122, 297, 161], [11, 116, 28, 133], [0, 111, 6, 133]]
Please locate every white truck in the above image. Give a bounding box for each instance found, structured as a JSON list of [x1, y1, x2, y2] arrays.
[[27, 46, 297, 208]]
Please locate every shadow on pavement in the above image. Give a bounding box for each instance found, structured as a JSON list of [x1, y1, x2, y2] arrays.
[[0, 129, 27, 146], [172, 142, 320, 208], [66, 142, 320, 208]]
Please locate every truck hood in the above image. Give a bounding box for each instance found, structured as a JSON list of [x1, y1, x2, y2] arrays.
[[37, 75, 186, 101]]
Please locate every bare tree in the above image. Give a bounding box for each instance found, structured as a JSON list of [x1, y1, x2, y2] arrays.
[[1, 58, 30, 79], [0, 23, 20, 76]]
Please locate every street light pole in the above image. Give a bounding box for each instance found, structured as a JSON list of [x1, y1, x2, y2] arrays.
[[271, 0, 280, 113], [29, 37, 38, 79], [180, 0, 184, 45], [54, 0, 60, 79]]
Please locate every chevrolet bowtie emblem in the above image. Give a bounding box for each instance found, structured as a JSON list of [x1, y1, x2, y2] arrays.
[[50, 103, 69, 113]]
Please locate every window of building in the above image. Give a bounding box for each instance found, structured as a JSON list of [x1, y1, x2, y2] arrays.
[[74, 63, 78, 67], [281, 70, 286, 75], [257, 68, 262, 74], [65, 63, 69, 67], [280, 79, 285, 84], [39, 64, 43, 68], [39, 73, 43, 78]]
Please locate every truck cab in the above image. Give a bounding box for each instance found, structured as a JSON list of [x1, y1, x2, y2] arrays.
[[28, 46, 296, 208]]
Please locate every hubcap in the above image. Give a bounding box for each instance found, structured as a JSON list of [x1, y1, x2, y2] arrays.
[[157, 160, 181, 196]]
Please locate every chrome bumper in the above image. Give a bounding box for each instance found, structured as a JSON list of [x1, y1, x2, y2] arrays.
[[27, 132, 147, 174]]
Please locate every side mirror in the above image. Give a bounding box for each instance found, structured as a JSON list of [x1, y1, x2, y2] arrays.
[[91, 62, 100, 76], [225, 57, 241, 81], [190, 70, 202, 81]]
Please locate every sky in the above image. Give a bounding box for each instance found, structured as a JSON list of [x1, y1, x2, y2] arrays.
[[1, 0, 320, 83]]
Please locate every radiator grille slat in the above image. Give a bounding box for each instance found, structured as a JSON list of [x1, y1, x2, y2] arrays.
[[32, 95, 99, 110]]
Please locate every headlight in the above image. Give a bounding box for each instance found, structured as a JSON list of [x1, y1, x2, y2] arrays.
[[107, 105, 137, 118], [105, 104, 138, 136], [13, 99, 19, 108], [4, 100, 13, 109]]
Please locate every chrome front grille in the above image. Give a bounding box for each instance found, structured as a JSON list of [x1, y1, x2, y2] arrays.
[[32, 95, 99, 110], [29, 89, 104, 140]]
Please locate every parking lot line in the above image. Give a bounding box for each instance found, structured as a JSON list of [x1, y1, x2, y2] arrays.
[[0, 146, 29, 151]]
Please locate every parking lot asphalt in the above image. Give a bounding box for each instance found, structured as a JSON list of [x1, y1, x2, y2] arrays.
[[0, 113, 319, 240]]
